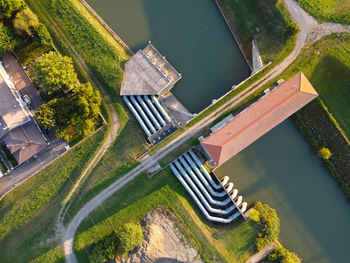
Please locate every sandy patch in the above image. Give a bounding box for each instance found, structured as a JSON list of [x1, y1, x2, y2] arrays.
[[119, 209, 203, 263]]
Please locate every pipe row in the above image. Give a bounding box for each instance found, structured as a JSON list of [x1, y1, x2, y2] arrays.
[[123, 96, 151, 137], [170, 163, 242, 223], [137, 95, 161, 130], [152, 95, 170, 122], [189, 149, 222, 190], [144, 95, 166, 127], [130, 95, 156, 133]]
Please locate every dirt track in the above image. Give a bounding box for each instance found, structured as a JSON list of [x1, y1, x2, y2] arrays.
[[61, 1, 350, 262]]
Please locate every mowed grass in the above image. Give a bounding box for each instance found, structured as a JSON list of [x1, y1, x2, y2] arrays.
[[281, 34, 350, 137], [297, 0, 350, 24], [74, 168, 259, 263], [0, 127, 107, 263], [217, 0, 293, 63]]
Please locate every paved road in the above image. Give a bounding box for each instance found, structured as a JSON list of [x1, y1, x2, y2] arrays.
[[57, 0, 350, 262], [0, 139, 67, 197]]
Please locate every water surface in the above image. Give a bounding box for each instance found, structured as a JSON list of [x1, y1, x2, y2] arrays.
[[86, 0, 250, 112], [215, 120, 350, 263]]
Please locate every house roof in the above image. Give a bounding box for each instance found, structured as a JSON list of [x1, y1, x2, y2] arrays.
[[2, 121, 47, 165], [201, 72, 318, 167], [0, 73, 29, 136]]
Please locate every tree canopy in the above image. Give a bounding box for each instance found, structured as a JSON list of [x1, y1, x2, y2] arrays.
[[265, 245, 301, 263], [31, 51, 78, 98], [35, 82, 102, 142], [32, 22, 52, 46], [0, 23, 17, 52], [118, 223, 144, 254], [0, 0, 24, 19]]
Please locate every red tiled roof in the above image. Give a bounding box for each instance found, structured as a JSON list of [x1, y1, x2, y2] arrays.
[[201, 72, 318, 167]]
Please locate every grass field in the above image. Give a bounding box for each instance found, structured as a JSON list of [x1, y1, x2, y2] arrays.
[[281, 34, 350, 137], [297, 0, 350, 24], [74, 168, 259, 263], [0, 127, 107, 263], [217, 0, 294, 64]]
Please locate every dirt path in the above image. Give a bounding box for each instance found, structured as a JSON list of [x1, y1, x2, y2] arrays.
[[61, 1, 350, 263]]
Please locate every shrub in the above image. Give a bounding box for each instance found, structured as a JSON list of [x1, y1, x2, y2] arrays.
[[32, 23, 52, 46], [318, 147, 331, 160], [252, 202, 280, 251], [265, 245, 301, 263], [118, 223, 144, 254], [35, 103, 56, 129], [89, 243, 106, 263], [0, 23, 17, 52], [12, 8, 38, 36], [284, 22, 300, 38], [0, 0, 24, 19]]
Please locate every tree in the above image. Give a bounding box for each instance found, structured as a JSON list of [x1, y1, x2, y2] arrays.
[[253, 202, 280, 251], [0, 23, 17, 52], [118, 223, 144, 254], [31, 51, 78, 98], [0, 0, 24, 19], [89, 243, 106, 263], [35, 103, 56, 129], [32, 23, 52, 46], [266, 245, 301, 263], [284, 22, 300, 38], [13, 8, 38, 36], [318, 147, 331, 160]]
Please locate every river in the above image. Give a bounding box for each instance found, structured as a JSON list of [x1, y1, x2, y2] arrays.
[[215, 120, 350, 263], [86, 0, 250, 113], [85, 1, 350, 262]]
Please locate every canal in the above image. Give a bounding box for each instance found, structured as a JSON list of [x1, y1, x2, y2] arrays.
[[86, 0, 250, 113], [85, 1, 350, 262], [215, 120, 350, 263]]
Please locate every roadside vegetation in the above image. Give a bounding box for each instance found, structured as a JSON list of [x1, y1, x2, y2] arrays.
[[217, 0, 297, 64], [0, 127, 107, 263], [297, 0, 350, 24]]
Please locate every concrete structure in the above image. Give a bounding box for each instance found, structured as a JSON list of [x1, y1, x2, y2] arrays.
[[0, 61, 47, 165], [201, 72, 318, 167], [120, 43, 181, 96]]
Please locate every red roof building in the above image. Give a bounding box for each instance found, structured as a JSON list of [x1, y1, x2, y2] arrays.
[[201, 72, 318, 167]]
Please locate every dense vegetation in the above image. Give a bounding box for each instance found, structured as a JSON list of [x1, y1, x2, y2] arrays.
[[0, 0, 24, 19], [264, 245, 301, 263], [0, 22, 17, 51], [297, 0, 350, 24], [31, 51, 78, 97], [250, 202, 280, 251]]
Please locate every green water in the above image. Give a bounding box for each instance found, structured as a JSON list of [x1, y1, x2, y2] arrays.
[[215, 120, 350, 263], [86, 0, 250, 113]]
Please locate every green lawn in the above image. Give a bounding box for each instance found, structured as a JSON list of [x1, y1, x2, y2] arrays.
[[75, 168, 259, 263], [297, 0, 350, 24], [217, 0, 294, 63], [281, 34, 350, 137], [0, 127, 107, 263]]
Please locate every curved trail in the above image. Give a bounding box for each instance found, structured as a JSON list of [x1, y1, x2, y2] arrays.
[[61, 1, 350, 262]]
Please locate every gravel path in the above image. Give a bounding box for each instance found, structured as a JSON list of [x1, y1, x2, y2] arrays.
[[61, 1, 350, 262]]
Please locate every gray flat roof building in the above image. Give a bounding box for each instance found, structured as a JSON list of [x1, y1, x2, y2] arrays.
[[120, 43, 181, 96]]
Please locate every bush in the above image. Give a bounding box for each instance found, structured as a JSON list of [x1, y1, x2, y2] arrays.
[[318, 147, 331, 160], [12, 8, 38, 36], [284, 22, 300, 38], [32, 23, 52, 46], [89, 231, 119, 263], [252, 202, 280, 251], [0, 23, 17, 52], [0, 0, 24, 19], [118, 223, 144, 254], [265, 245, 301, 263]]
